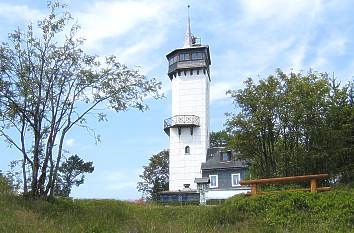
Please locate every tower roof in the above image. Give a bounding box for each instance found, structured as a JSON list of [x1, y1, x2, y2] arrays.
[[183, 5, 192, 48]]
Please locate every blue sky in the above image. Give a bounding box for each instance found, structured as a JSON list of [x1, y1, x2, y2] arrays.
[[0, 0, 353, 200]]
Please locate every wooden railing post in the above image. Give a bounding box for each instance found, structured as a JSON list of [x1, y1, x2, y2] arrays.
[[251, 184, 257, 196], [310, 178, 317, 193]]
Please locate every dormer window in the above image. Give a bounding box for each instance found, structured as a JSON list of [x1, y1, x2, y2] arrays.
[[185, 146, 190, 154], [221, 151, 231, 161]]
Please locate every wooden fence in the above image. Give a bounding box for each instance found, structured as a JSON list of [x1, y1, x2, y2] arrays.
[[240, 174, 331, 196]]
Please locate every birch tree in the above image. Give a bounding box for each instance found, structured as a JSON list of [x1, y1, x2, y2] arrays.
[[0, 2, 161, 198]]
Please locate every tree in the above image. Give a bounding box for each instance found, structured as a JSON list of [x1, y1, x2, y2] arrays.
[[0, 2, 161, 198], [137, 150, 169, 201], [54, 154, 94, 197], [226, 75, 281, 177], [226, 69, 354, 182], [209, 130, 230, 148]]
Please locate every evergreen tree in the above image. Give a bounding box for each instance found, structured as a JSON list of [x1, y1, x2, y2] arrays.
[[54, 155, 94, 197]]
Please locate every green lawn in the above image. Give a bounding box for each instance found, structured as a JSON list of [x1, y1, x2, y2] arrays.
[[0, 188, 353, 233]]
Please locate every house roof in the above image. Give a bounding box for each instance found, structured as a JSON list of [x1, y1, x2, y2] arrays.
[[201, 147, 249, 170]]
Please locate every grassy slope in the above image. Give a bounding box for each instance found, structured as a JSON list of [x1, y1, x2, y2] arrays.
[[0, 189, 353, 233]]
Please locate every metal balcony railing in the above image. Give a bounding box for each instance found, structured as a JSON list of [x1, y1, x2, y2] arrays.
[[163, 115, 200, 134]]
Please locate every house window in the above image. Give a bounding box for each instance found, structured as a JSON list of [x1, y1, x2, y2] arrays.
[[221, 151, 231, 161], [209, 175, 218, 188], [185, 146, 190, 154], [231, 173, 241, 187]]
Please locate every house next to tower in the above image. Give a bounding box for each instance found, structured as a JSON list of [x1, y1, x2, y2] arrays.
[[160, 11, 250, 203]]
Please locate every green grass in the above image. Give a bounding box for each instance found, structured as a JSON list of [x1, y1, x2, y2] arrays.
[[0, 188, 353, 233]]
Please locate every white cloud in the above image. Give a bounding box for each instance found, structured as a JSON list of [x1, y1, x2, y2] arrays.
[[210, 82, 232, 103], [239, 0, 322, 24], [64, 138, 75, 147], [114, 31, 167, 74], [321, 37, 347, 56], [236, 0, 323, 67], [0, 2, 43, 22], [312, 37, 347, 70], [206, 0, 331, 90], [76, 0, 180, 49]]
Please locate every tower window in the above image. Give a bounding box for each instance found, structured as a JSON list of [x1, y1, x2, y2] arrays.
[[184, 70, 187, 76], [192, 52, 204, 60], [179, 53, 190, 61], [190, 70, 193, 75], [185, 146, 190, 154], [169, 55, 178, 65], [197, 69, 199, 75]]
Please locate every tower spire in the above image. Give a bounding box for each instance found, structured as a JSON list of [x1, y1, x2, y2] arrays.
[[183, 5, 192, 48]]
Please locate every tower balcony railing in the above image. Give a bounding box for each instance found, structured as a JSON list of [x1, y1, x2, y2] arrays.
[[164, 115, 200, 135]]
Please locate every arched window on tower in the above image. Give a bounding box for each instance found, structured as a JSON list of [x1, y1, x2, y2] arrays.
[[185, 146, 190, 154]]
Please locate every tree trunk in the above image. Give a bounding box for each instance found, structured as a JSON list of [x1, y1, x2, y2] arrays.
[[22, 158, 27, 193], [49, 128, 68, 197]]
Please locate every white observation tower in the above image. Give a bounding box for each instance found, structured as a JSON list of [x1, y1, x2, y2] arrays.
[[164, 7, 211, 191]]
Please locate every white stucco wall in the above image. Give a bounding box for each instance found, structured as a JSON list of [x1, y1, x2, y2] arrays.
[[205, 189, 250, 200], [169, 70, 210, 191]]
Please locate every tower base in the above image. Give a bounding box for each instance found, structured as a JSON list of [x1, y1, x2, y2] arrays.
[[159, 190, 199, 203]]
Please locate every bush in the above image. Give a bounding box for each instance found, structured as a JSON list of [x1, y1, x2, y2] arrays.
[[0, 172, 13, 195], [219, 190, 354, 232]]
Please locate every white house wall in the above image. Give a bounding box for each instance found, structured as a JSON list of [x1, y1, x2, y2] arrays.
[[205, 189, 250, 200]]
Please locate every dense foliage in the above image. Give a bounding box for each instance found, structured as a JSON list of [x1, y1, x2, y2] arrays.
[[137, 150, 169, 200], [0, 171, 13, 195], [0, 2, 161, 198], [226, 69, 354, 182], [209, 130, 230, 148]]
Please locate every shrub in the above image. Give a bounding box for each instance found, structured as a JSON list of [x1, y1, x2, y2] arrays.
[[219, 190, 354, 232], [0, 172, 13, 195]]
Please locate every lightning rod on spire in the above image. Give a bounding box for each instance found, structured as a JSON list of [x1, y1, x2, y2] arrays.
[[183, 5, 192, 48]]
